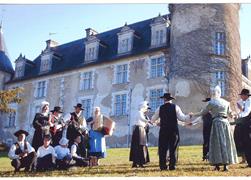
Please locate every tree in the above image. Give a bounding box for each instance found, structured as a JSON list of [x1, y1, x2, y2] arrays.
[[0, 88, 23, 113]]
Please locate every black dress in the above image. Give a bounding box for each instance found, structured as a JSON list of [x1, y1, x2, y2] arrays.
[[32, 113, 50, 151], [202, 112, 213, 160], [129, 125, 150, 166]]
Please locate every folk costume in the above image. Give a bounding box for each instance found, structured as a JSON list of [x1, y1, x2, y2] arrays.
[[193, 86, 238, 171], [151, 93, 191, 171], [129, 101, 150, 168], [32, 101, 50, 151], [8, 130, 36, 172]]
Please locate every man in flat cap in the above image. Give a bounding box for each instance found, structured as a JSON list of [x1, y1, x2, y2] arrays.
[[8, 129, 36, 172]]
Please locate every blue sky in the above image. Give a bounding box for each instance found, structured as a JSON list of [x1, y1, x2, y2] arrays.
[[0, 4, 250, 65]]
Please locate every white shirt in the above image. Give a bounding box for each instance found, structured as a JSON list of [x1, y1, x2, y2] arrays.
[[37, 145, 56, 159], [54, 145, 70, 160], [237, 98, 251, 118], [151, 103, 190, 124], [71, 143, 82, 159], [8, 141, 35, 160], [63, 112, 87, 129], [133, 111, 149, 127]]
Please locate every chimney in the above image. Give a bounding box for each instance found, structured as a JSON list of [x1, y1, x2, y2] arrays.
[[46, 39, 59, 49], [85, 28, 98, 38]]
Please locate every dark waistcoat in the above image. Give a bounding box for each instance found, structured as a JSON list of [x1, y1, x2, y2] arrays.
[[159, 103, 178, 133]]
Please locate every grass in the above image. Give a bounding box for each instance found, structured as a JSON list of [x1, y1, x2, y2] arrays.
[[0, 145, 251, 177]]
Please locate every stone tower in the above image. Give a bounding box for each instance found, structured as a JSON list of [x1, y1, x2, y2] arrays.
[[168, 4, 241, 112]]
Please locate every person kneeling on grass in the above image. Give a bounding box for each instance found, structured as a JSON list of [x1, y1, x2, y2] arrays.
[[71, 133, 89, 167], [36, 134, 57, 171], [8, 129, 36, 172], [54, 137, 72, 170]]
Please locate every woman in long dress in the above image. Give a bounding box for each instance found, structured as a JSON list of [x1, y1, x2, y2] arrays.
[[129, 101, 150, 168], [32, 101, 50, 151], [192, 86, 238, 171]]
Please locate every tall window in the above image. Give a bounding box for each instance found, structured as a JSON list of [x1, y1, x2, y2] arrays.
[[85, 41, 99, 62], [155, 30, 164, 45], [116, 64, 128, 84], [36, 81, 46, 98], [149, 89, 164, 111], [215, 72, 225, 96], [87, 47, 95, 60], [150, 56, 165, 78], [114, 94, 127, 116], [214, 32, 225, 55], [40, 54, 51, 72], [81, 99, 92, 119], [80, 72, 92, 90], [119, 38, 130, 54], [8, 112, 16, 128], [15, 63, 24, 78]]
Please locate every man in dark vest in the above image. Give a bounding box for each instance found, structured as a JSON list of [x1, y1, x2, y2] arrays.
[[8, 130, 36, 172], [201, 98, 213, 161], [151, 93, 191, 170], [64, 103, 88, 158]]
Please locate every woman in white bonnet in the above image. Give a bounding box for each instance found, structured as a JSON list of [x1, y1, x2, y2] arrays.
[[192, 85, 238, 171], [31, 101, 50, 151], [129, 101, 150, 168]]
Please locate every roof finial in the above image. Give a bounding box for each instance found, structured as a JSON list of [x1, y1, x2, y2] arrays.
[[124, 22, 127, 26], [158, 13, 161, 17]]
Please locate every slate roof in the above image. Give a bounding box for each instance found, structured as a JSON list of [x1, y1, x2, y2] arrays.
[[7, 14, 170, 84]]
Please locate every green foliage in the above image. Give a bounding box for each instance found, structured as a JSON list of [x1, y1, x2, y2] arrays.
[[0, 146, 251, 177], [0, 88, 23, 113]]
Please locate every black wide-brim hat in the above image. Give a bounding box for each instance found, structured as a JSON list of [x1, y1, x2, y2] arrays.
[[14, 130, 29, 137], [50, 106, 63, 113], [160, 93, 175, 100], [239, 88, 251, 96], [202, 98, 211, 102], [74, 103, 84, 110]]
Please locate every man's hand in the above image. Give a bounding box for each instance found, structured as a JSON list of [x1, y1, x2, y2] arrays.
[[19, 152, 28, 158]]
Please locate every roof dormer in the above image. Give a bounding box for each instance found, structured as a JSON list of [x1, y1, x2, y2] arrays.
[[40, 39, 60, 74], [117, 23, 135, 55], [150, 14, 170, 48], [14, 54, 34, 78], [84, 28, 100, 63]]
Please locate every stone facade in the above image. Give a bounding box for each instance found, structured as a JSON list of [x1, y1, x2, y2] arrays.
[[1, 4, 250, 148]]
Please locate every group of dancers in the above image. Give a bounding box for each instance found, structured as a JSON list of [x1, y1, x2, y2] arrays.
[[129, 86, 251, 171], [8, 102, 114, 172]]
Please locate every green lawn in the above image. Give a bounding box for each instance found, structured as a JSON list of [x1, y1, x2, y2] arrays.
[[0, 145, 251, 177]]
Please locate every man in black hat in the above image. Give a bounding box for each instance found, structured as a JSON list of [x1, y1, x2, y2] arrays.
[[64, 103, 88, 158], [201, 98, 212, 161], [151, 93, 192, 171], [8, 130, 36, 172], [49, 106, 64, 146], [233, 88, 251, 164]]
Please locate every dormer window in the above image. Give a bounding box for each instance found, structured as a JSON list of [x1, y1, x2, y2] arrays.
[[117, 23, 134, 54], [40, 39, 59, 73], [14, 54, 25, 78], [84, 28, 100, 62], [40, 53, 52, 73], [150, 14, 169, 47]]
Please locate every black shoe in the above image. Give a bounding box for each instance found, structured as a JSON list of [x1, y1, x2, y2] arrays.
[[223, 165, 228, 172], [169, 166, 176, 170], [139, 164, 145, 168], [160, 166, 167, 171], [132, 163, 137, 168], [214, 165, 220, 171]]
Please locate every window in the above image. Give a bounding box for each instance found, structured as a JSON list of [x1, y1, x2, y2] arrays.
[[119, 38, 130, 54], [87, 47, 95, 60], [155, 30, 164, 45], [215, 72, 225, 96], [150, 56, 165, 78], [81, 99, 92, 119], [40, 54, 51, 72], [116, 64, 128, 84], [114, 94, 127, 116], [36, 81, 46, 98], [151, 28, 166, 47], [8, 112, 16, 128], [15, 63, 24, 78], [80, 72, 92, 90], [214, 32, 225, 55], [149, 89, 164, 111], [85, 41, 99, 62]]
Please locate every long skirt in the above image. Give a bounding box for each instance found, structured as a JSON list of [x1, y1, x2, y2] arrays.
[[129, 125, 150, 165], [88, 130, 106, 158], [209, 117, 238, 165]]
